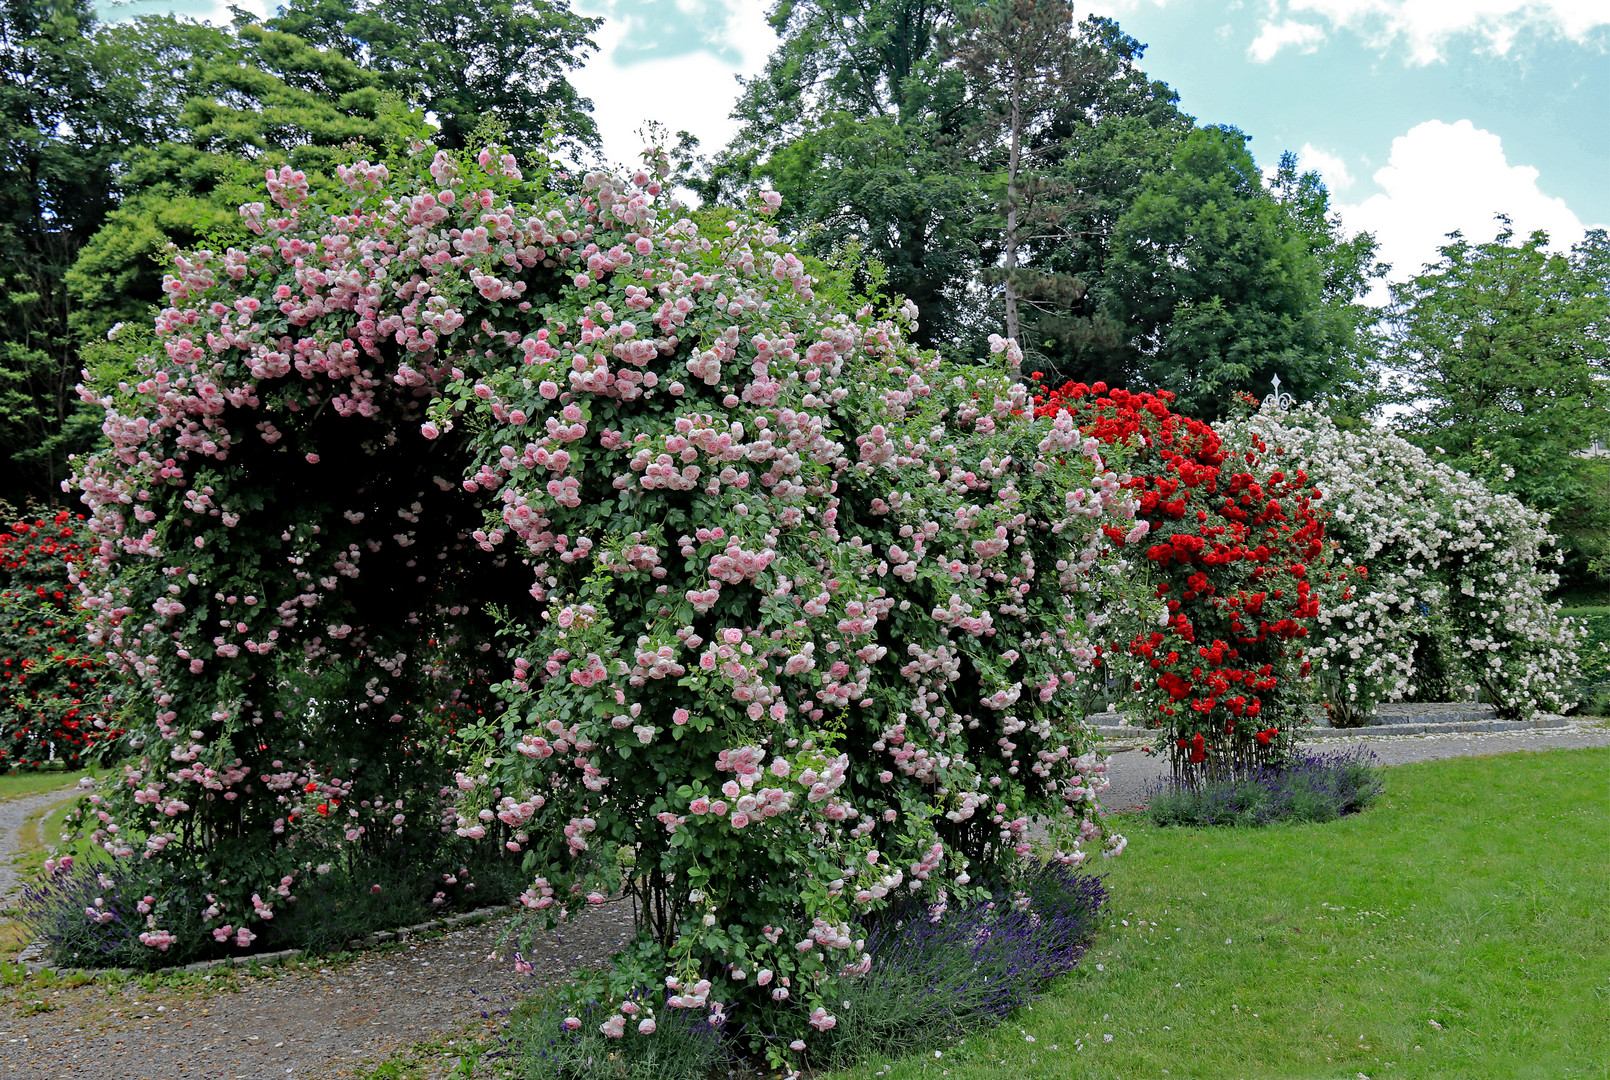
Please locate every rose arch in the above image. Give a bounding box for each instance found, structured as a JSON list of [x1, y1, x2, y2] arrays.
[[70, 145, 1137, 1038]]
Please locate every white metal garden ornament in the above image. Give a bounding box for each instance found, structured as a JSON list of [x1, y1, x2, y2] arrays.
[[1268, 372, 1296, 411]]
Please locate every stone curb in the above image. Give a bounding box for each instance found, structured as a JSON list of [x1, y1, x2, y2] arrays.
[[15, 903, 515, 979], [1091, 713, 1579, 744], [1309, 717, 1571, 738]]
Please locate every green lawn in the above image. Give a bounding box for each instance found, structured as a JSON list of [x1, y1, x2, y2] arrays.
[[0, 769, 90, 956], [829, 748, 1609, 1080], [0, 769, 86, 802]]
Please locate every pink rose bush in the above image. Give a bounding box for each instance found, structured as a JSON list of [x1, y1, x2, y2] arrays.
[[66, 144, 1130, 1036]]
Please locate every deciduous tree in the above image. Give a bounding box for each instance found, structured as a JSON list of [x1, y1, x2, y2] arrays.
[[1388, 224, 1610, 589], [265, 0, 600, 156]]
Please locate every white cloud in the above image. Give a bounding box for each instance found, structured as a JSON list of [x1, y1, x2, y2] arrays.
[[1079, 0, 1176, 13], [1337, 119, 1587, 286], [1268, 0, 1610, 64], [570, 0, 776, 172], [1296, 143, 1356, 191], [1248, 18, 1328, 61]]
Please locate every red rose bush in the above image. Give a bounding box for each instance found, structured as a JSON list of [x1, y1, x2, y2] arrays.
[[0, 509, 117, 768], [1032, 382, 1326, 780]]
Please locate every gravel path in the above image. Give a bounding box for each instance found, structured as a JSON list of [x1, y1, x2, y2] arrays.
[[0, 903, 634, 1079], [0, 786, 82, 901], [1100, 720, 1610, 811]]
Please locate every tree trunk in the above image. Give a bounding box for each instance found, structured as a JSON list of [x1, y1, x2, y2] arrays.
[[1003, 55, 1022, 381]]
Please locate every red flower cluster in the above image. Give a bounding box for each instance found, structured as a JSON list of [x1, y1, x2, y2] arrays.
[[0, 510, 120, 768], [1034, 382, 1323, 777]]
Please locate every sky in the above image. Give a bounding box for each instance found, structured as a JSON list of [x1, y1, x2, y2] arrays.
[[566, 0, 1609, 287], [108, 0, 1608, 286]]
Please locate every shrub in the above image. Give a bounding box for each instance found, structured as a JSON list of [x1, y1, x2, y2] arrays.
[[1144, 747, 1382, 827], [67, 144, 1131, 1053], [1031, 382, 1325, 782], [798, 863, 1107, 1070], [1225, 402, 1581, 723], [1567, 608, 1609, 715], [0, 508, 118, 769]]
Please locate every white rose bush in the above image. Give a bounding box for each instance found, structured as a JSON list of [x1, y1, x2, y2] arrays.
[[1227, 401, 1580, 723]]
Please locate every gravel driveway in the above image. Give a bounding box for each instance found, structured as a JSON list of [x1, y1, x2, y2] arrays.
[[0, 902, 634, 1079]]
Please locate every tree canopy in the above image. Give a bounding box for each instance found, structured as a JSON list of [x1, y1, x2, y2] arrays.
[[710, 1, 1379, 416], [1388, 224, 1610, 589], [0, 0, 196, 504], [265, 0, 600, 155]]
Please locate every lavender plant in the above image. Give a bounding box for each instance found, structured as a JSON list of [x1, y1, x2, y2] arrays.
[[1144, 747, 1382, 828], [14, 856, 208, 970], [794, 862, 1107, 1069], [501, 861, 1105, 1077], [17, 846, 525, 969]]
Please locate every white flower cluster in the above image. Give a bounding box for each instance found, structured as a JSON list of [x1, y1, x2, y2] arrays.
[[1226, 402, 1581, 721]]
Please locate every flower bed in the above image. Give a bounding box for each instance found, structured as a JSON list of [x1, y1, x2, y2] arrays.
[[506, 862, 1107, 1079], [16, 847, 528, 971], [1144, 747, 1382, 827]]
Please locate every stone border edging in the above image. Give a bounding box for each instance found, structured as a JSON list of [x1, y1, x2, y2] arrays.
[[1089, 713, 1580, 744], [14, 902, 517, 979]]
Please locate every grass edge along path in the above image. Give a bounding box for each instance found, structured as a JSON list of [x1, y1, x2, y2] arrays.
[[827, 748, 1609, 1080]]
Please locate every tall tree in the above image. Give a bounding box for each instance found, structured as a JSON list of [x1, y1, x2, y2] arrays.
[[1265, 151, 1387, 417], [945, 7, 1199, 380], [706, 0, 983, 347], [945, 0, 1090, 377], [1089, 126, 1348, 416], [1388, 224, 1610, 589], [0, 0, 195, 504], [265, 0, 601, 156], [66, 19, 425, 344], [963, 15, 1187, 382]]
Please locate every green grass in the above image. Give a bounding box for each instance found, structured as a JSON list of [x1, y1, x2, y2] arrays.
[[829, 749, 1610, 1080], [0, 769, 86, 802]]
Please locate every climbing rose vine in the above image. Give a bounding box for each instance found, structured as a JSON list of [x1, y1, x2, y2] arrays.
[[1032, 382, 1326, 779], [1224, 402, 1580, 721], [0, 509, 116, 768], [70, 145, 1130, 1048]]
